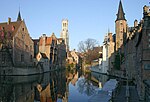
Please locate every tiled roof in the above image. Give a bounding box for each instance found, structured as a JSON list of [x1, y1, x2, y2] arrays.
[[39, 34, 58, 46], [0, 21, 22, 37], [39, 37, 53, 46], [46, 37, 52, 45]]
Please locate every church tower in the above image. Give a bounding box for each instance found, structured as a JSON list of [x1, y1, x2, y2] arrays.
[[61, 19, 69, 51], [115, 0, 127, 51]]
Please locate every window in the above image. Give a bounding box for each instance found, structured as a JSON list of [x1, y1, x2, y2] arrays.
[[63, 23, 67, 27], [30, 55, 32, 62], [22, 28, 24, 31], [65, 23, 67, 27], [21, 54, 24, 62]]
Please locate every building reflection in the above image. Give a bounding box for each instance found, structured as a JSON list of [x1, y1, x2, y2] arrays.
[[0, 69, 109, 102], [90, 72, 108, 88], [35, 69, 69, 102], [0, 75, 40, 102]]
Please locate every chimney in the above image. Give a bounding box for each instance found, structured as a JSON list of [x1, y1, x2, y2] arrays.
[[134, 19, 138, 27], [8, 17, 11, 25]]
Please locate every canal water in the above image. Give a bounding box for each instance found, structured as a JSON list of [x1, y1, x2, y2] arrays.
[[0, 69, 108, 102]]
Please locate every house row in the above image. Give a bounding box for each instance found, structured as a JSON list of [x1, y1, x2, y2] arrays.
[[0, 11, 67, 75], [100, 1, 150, 101], [67, 49, 82, 69]]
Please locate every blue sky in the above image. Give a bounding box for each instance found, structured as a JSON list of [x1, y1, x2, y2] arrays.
[[0, 0, 149, 50]]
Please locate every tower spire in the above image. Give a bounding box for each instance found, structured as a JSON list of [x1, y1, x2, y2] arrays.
[[17, 10, 22, 21], [116, 0, 126, 21]]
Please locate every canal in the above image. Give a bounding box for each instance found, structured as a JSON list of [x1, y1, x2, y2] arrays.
[[0, 69, 109, 102]]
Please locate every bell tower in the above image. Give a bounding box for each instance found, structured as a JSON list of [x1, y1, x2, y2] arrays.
[[61, 19, 69, 52], [115, 0, 127, 51]]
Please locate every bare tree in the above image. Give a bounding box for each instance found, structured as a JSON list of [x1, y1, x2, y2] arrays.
[[78, 41, 86, 53], [78, 38, 100, 65], [78, 38, 98, 53]]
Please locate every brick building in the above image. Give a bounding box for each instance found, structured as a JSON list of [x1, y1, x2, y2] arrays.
[[116, 4, 150, 100], [38, 33, 66, 68], [108, 1, 150, 100], [0, 11, 34, 67]]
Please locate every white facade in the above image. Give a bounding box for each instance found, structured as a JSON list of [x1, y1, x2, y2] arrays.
[[102, 35, 109, 73], [61, 19, 69, 51], [101, 33, 115, 74]]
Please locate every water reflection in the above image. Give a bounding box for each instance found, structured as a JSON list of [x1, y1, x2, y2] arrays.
[[77, 73, 97, 96], [35, 70, 67, 102], [67, 70, 108, 102], [0, 75, 39, 102], [0, 69, 108, 102]]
